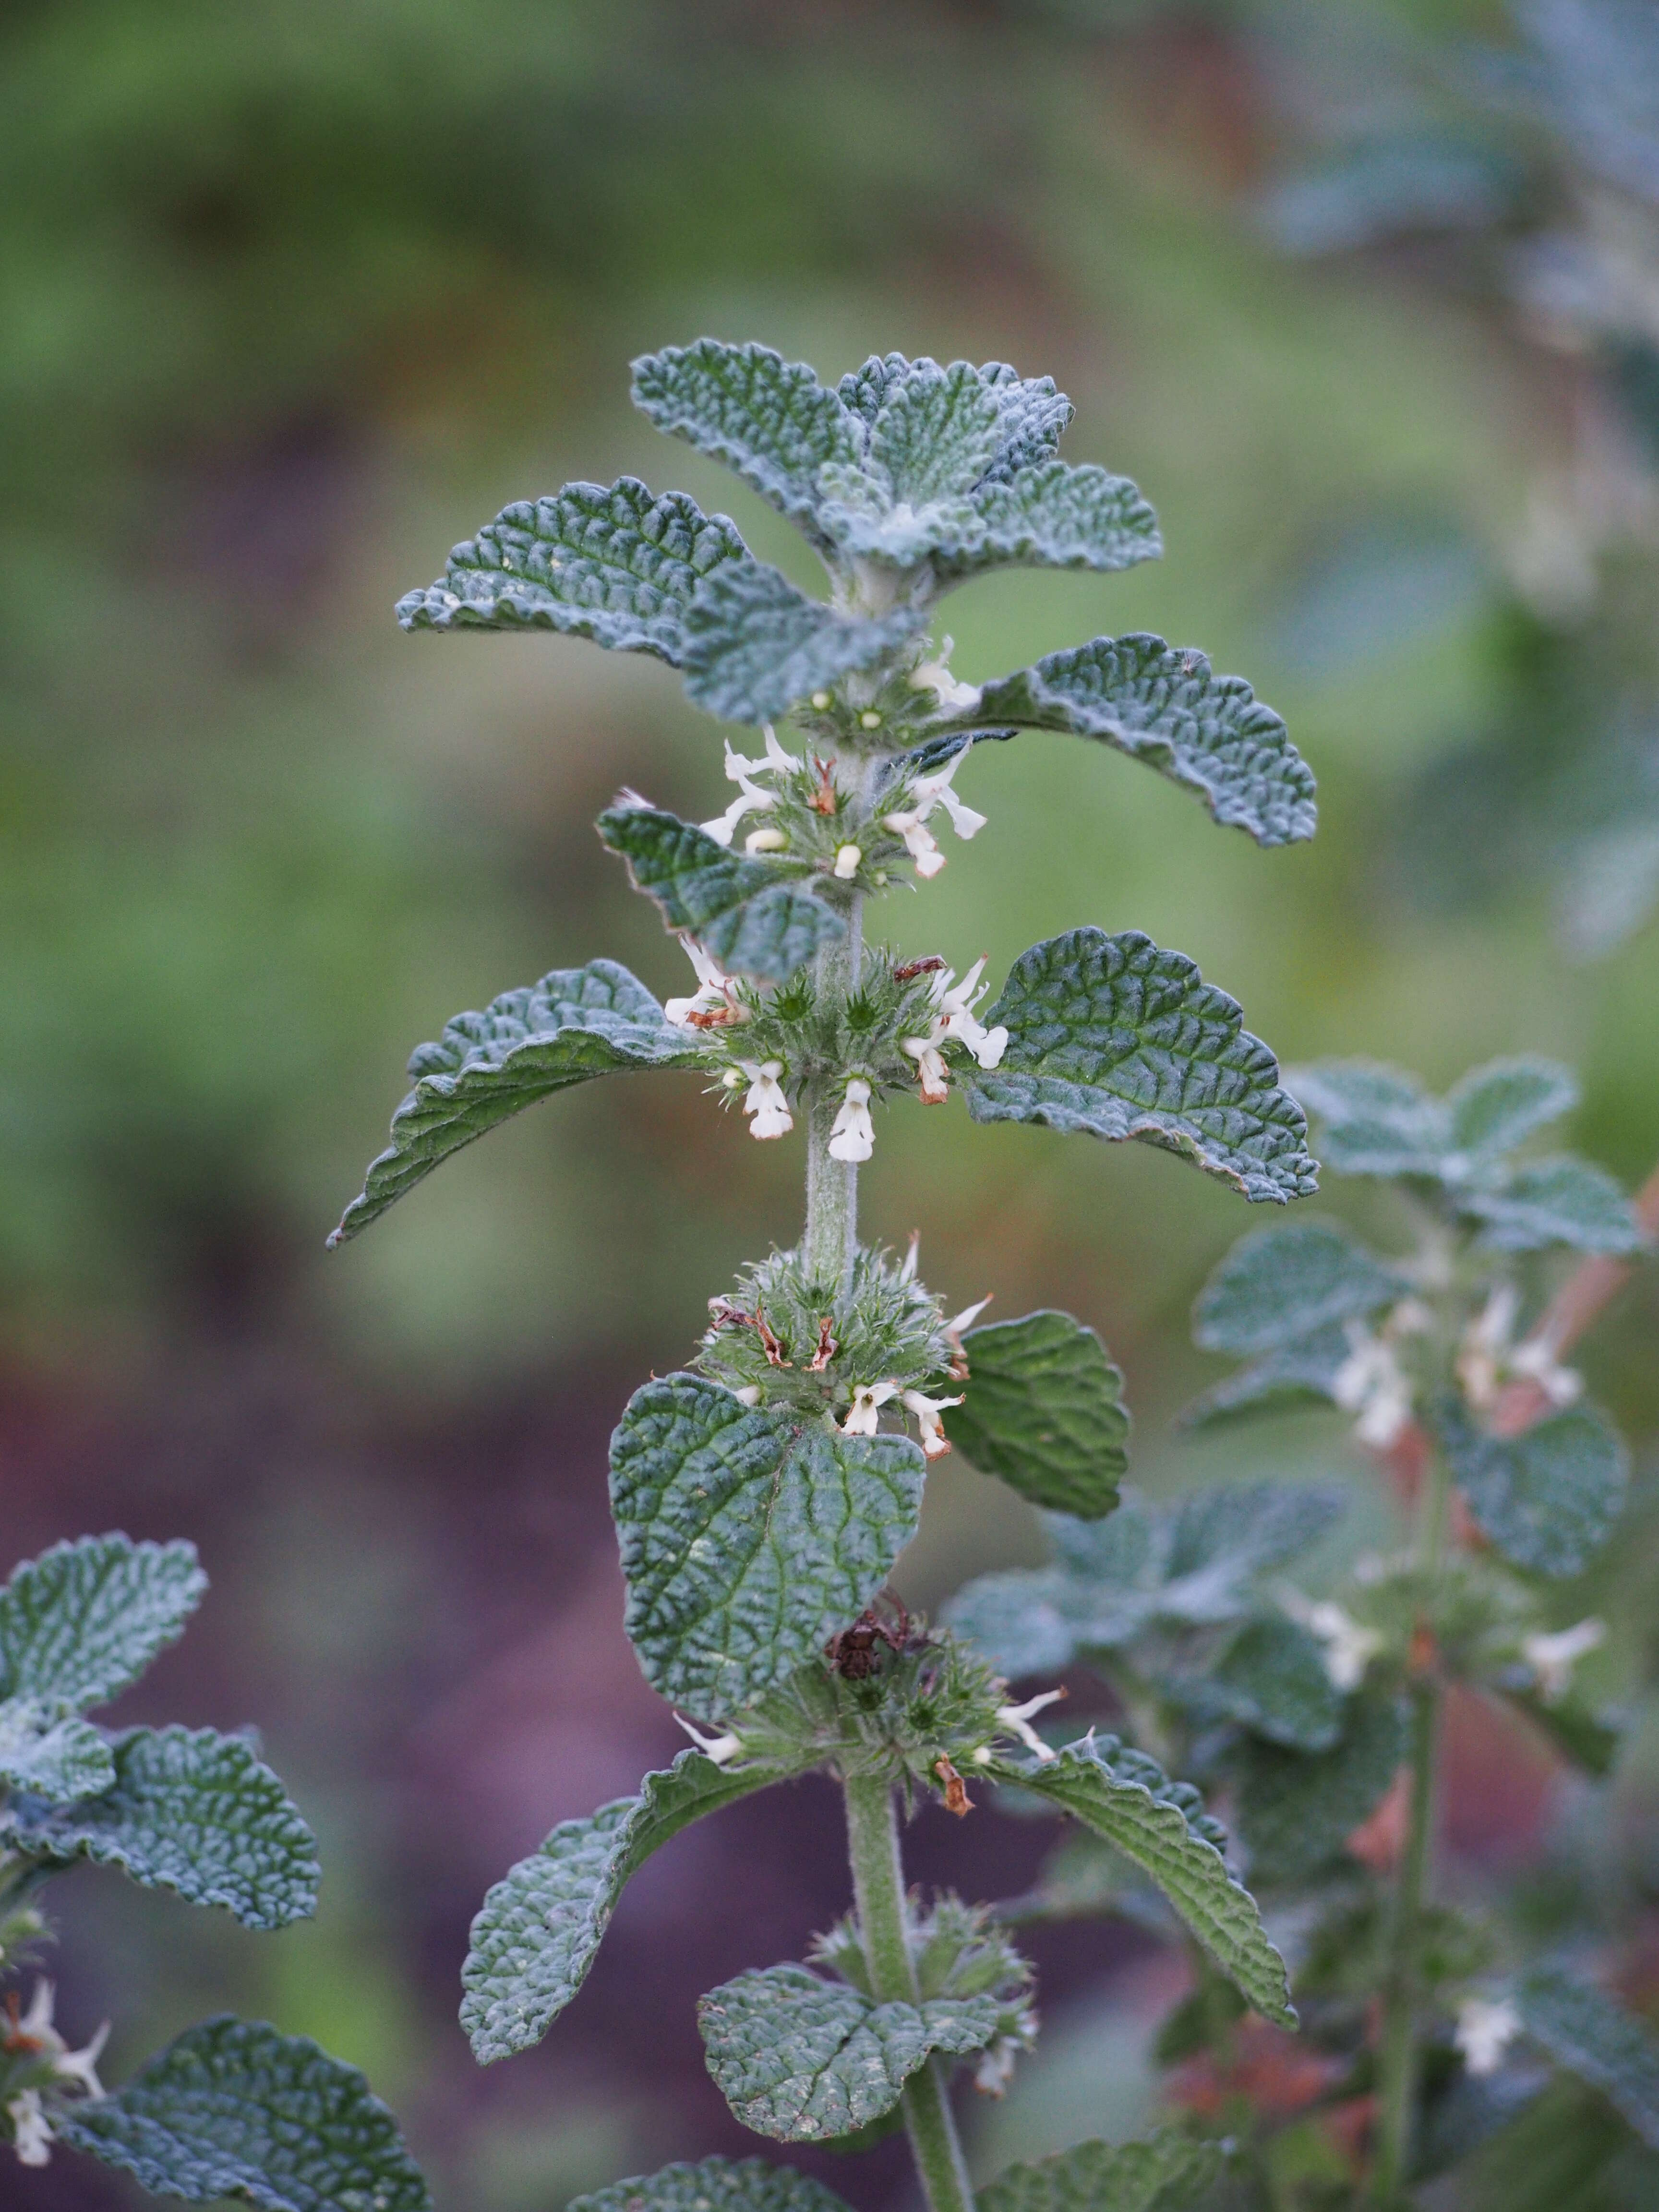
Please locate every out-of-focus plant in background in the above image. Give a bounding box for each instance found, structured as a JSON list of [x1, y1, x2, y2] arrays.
[[2, 3, 1654, 2207]]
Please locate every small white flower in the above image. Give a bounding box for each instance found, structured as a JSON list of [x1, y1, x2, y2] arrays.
[[829, 1078, 876, 1164], [737, 1061, 793, 1140], [723, 726, 798, 781], [664, 937, 744, 1029], [732, 1384, 761, 1407], [908, 647, 984, 719], [997, 1688, 1067, 1761], [902, 1035, 952, 1103], [673, 1714, 745, 1767], [7, 2089, 51, 2166], [901, 1388, 964, 1457], [702, 745, 781, 845], [841, 1381, 901, 1436], [1455, 1996, 1521, 2077], [945, 1297, 992, 1337], [932, 958, 1008, 1070], [1523, 1617, 1605, 1703], [974, 2037, 1021, 2095], [883, 810, 946, 878], [1332, 1324, 1413, 1449], [1509, 1337, 1583, 1408], [1307, 1601, 1385, 1692], [910, 746, 988, 842], [833, 842, 862, 879], [744, 826, 788, 853]]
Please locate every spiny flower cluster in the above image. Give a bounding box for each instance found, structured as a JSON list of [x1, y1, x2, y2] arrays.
[[1, 1983, 108, 2168]]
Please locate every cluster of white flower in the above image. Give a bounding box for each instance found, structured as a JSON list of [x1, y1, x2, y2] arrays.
[[1454, 1995, 1521, 2077], [879, 746, 986, 880], [1457, 1283, 1582, 1414], [3, 1983, 108, 2168], [1331, 1298, 1432, 1449]]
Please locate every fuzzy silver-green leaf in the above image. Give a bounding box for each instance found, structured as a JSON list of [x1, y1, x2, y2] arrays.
[[1438, 1399, 1628, 1578], [0, 1727, 318, 1930], [57, 2017, 431, 2212], [332, 960, 696, 1245], [0, 1534, 204, 1715], [461, 1748, 798, 2063], [1462, 1156, 1645, 1255], [945, 1311, 1128, 1518], [395, 478, 753, 662], [610, 1376, 925, 1720], [598, 805, 844, 979], [1194, 1220, 1402, 1356], [0, 1701, 115, 1800], [1233, 1690, 1407, 1887], [697, 1963, 1001, 2141], [1180, 1617, 1344, 1753], [1521, 1967, 1659, 2148], [681, 561, 924, 724], [570, 2157, 854, 2212], [978, 2128, 1226, 2212], [962, 930, 1316, 1205]]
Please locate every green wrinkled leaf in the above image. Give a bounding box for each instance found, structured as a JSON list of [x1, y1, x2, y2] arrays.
[[985, 1738, 1293, 2025], [697, 1963, 1000, 2141], [963, 929, 1317, 1206], [570, 2158, 854, 2212], [1521, 1969, 1659, 2149], [952, 635, 1314, 847], [1193, 1220, 1402, 1356], [1447, 1058, 1580, 1163], [597, 805, 844, 979], [1462, 1156, 1646, 1255], [1289, 1059, 1447, 1178], [461, 1748, 796, 2063], [1233, 1690, 1407, 1887], [978, 2128, 1226, 2212], [633, 342, 859, 553], [1182, 1617, 1345, 1753], [945, 1311, 1128, 1518], [57, 2016, 430, 2212], [1183, 1321, 1352, 1428], [610, 1376, 925, 1720], [331, 959, 695, 1245], [0, 1701, 115, 1800], [0, 1727, 318, 1931], [394, 477, 752, 662], [1161, 1481, 1347, 1592], [938, 462, 1161, 583], [681, 561, 924, 724], [1438, 1398, 1628, 1578], [0, 1534, 204, 1714]]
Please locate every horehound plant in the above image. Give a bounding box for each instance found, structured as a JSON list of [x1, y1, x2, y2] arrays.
[[325, 341, 1325, 2212], [952, 1070, 1658, 2209]]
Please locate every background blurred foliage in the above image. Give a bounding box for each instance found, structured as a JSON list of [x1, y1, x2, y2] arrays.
[[2, 2, 1656, 2207]]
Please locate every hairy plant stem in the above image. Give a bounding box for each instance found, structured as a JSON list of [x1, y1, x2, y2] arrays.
[[1369, 1443, 1452, 2208], [843, 1771, 975, 2212]]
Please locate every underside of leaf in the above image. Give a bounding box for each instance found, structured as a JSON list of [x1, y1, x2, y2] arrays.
[[598, 805, 844, 979]]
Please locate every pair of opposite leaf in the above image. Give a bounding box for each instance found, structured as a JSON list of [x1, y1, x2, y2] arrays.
[[0, 1535, 431, 2210]]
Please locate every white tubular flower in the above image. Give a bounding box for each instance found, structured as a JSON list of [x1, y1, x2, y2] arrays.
[[7, 2090, 51, 2166], [738, 1060, 793, 1139], [829, 1078, 876, 1163], [732, 1384, 761, 1407], [1458, 1284, 1521, 1411], [974, 2039, 1021, 2096], [1509, 1336, 1584, 1408], [1455, 1996, 1522, 2077], [933, 958, 1008, 1069], [907, 644, 983, 719], [1332, 1323, 1413, 1449], [1307, 1601, 1385, 1692], [1524, 1617, 1605, 1703], [723, 726, 797, 781], [673, 1714, 745, 1766], [833, 842, 862, 879], [745, 826, 788, 853], [703, 751, 779, 847], [842, 1381, 900, 1436], [911, 746, 988, 841], [883, 810, 946, 878], [945, 1296, 992, 1337], [902, 1388, 963, 1457], [664, 937, 743, 1028], [997, 1688, 1067, 1761], [900, 1231, 921, 1282], [902, 1034, 951, 1103]]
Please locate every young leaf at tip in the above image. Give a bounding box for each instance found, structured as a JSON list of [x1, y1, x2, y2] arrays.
[[961, 929, 1317, 1205], [331, 959, 698, 1245], [944, 1310, 1129, 1519]]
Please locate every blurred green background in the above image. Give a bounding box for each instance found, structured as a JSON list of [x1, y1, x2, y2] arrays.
[[4, 2, 1656, 2207]]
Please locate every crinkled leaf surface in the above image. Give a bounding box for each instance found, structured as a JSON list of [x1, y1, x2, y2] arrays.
[[1447, 1058, 1580, 1163], [570, 2158, 854, 2212], [0, 1534, 204, 1714], [1183, 1321, 1352, 1428], [986, 1738, 1293, 2024], [950, 636, 1313, 847], [1462, 1156, 1645, 1254], [1289, 1060, 1449, 1178], [331, 960, 695, 1245], [681, 562, 924, 724], [978, 2128, 1226, 2212], [633, 343, 860, 551], [1233, 1690, 1407, 1887], [944, 1311, 1128, 1518], [610, 1377, 925, 1720], [1193, 1221, 1402, 1356], [1182, 1617, 1345, 1753], [1438, 1398, 1627, 1578], [932, 462, 1161, 583], [394, 478, 752, 663], [963, 929, 1316, 1205], [461, 1749, 799, 2063], [697, 1964, 1000, 2141], [57, 2017, 431, 2212], [1521, 1967, 1659, 2148], [0, 1701, 115, 1800], [0, 1727, 318, 1930], [598, 806, 844, 979]]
